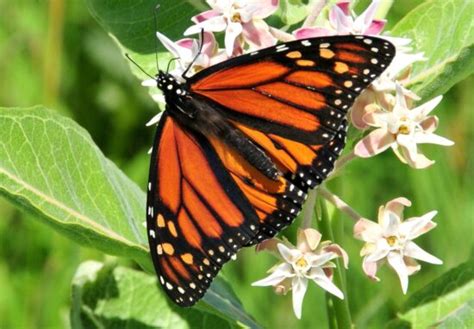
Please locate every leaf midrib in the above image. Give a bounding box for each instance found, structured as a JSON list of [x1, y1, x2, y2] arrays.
[[0, 167, 147, 252]]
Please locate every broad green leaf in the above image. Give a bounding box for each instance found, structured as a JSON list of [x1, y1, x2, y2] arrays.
[[0, 106, 260, 326], [391, 0, 474, 100], [438, 299, 474, 329], [0, 106, 150, 268], [395, 259, 474, 328], [84, 0, 205, 78], [71, 261, 247, 329]]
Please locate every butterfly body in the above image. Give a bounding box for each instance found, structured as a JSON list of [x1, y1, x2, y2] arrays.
[[147, 35, 396, 306], [157, 70, 282, 180]]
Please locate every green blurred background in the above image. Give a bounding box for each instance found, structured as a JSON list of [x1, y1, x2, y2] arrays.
[[0, 0, 472, 328]]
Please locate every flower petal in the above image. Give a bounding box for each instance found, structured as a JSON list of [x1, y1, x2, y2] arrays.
[[191, 9, 221, 23], [297, 228, 321, 252], [381, 210, 401, 236], [277, 243, 301, 263], [387, 252, 409, 294], [354, 128, 395, 157], [146, 112, 164, 126], [365, 242, 390, 263], [245, 0, 279, 19], [411, 95, 442, 118], [350, 91, 377, 129], [362, 257, 381, 281], [184, 15, 227, 35], [242, 20, 275, 49], [252, 263, 293, 286], [323, 244, 349, 268], [224, 22, 243, 56], [308, 251, 337, 268], [385, 197, 412, 220], [361, 0, 379, 25], [293, 27, 335, 39], [335, 1, 351, 16], [156, 31, 190, 60], [142, 79, 157, 87], [354, 218, 383, 243], [292, 276, 308, 319], [413, 132, 454, 146], [404, 257, 421, 275], [399, 210, 437, 239], [332, 5, 353, 34], [255, 238, 282, 255], [419, 116, 438, 133], [310, 268, 344, 299], [404, 241, 443, 265], [365, 19, 386, 35]]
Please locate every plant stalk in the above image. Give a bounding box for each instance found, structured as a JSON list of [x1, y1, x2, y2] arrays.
[[316, 198, 353, 329]]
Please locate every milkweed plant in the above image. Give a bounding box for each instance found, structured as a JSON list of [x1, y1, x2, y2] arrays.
[[1, 0, 472, 328], [143, 0, 451, 320]]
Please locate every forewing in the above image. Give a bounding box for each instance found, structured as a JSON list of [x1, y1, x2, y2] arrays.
[[146, 113, 260, 306], [190, 35, 395, 145]]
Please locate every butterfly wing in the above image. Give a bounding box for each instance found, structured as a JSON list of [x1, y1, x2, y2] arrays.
[[187, 35, 395, 243], [146, 112, 262, 306], [189, 35, 395, 145]]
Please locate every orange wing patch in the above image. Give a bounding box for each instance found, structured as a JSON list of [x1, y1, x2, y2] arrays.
[[285, 70, 333, 89], [197, 89, 320, 132], [192, 61, 290, 90], [255, 82, 326, 111]]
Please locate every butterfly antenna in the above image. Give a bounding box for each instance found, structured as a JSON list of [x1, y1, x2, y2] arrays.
[[181, 28, 205, 79], [125, 53, 155, 80], [153, 4, 161, 72]]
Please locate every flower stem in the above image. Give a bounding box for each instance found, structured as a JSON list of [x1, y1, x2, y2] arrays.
[[301, 189, 317, 229], [375, 0, 394, 20], [317, 198, 353, 329], [333, 150, 357, 174], [319, 187, 362, 222]]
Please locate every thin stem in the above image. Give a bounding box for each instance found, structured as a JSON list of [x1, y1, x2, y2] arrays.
[[301, 189, 317, 229], [303, 0, 328, 27], [375, 0, 394, 20], [333, 150, 357, 174], [43, 0, 65, 106], [319, 187, 362, 222], [317, 198, 353, 329], [325, 297, 338, 329]]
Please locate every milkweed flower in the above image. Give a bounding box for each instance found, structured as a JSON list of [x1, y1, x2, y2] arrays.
[[184, 0, 278, 56], [155, 31, 228, 79], [142, 31, 227, 113], [293, 0, 386, 39], [354, 84, 454, 169], [350, 38, 426, 129], [252, 228, 348, 319], [354, 197, 442, 293]]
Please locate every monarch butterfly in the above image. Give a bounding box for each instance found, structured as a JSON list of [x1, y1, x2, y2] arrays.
[[145, 34, 395, 306]]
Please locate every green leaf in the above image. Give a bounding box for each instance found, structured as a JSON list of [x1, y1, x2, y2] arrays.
[[85, 0, 204, 54], [391, 0, 474, 100], [71, 261, 245, 329], [438, 299, 474, 329], [0, 106, 150, 268], [276, 0, 309, 26], [395, 259, 474, 328], [0, 106, 260, 327], [84, 0, 204, 79]]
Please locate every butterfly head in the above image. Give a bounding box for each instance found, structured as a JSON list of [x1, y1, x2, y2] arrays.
[[156, 71, 188, 97]]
